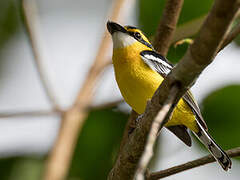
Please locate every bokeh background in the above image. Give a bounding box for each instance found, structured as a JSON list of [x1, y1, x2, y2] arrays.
[[0, 0, 240, 179]]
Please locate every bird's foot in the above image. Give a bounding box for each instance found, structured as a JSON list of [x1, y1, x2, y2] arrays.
[[128, 114, 144, 136]]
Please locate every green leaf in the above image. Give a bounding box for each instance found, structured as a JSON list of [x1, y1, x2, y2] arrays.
[[139, 0, 213, 37], [139, 0, 166, 37], [0, 0, 19, 49], [231, 17, 240, 46], [0, 156, 44, 180], [198, 85, 240, 160], [138, 0, 213, 63], [166, 43, 189, 64], [177, 0, 213, 26], [68, 108, 128, 180]]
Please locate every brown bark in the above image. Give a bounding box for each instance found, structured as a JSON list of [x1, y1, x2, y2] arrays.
[[153, 0, 184, 56], [148, 147, 240, 179], [219, 22, 240, 51]]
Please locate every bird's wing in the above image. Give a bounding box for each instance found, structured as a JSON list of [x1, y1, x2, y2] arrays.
[[140, 50, 208, 130], [140, 50, 173, 77], [183, 90, 207, 129]]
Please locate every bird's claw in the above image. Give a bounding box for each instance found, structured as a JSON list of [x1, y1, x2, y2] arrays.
[[128, 114, 144, 136]]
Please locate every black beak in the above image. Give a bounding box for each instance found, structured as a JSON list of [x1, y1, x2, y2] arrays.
[[107, 21, 127, 34]]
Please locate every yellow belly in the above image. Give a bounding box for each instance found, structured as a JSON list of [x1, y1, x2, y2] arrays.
[[113, 49, 198, 132]]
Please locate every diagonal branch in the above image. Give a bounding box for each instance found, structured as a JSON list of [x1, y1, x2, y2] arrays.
[[21, 0, 60, 111], [0, 110, 61, 118], [148, 147, 240, 179], [43, 0, 135, 180], [0, 99, 122, 119], [153, 0, 184, 56], [135, 0, 240, 178], [109, 0, 240, 179], [172, 15, 240, 50]]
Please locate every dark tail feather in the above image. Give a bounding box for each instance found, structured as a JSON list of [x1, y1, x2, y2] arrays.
[[194, 120, 232, 171]]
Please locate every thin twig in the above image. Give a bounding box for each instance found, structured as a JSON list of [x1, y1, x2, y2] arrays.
[[219, 22, 240, 51], [0, 99, 122, 119], [108, 0, 240, 179], [153, 0, 184, 56], [148, 147, 240, 179], [21, 0, 60, 111], [43, 0, 135, 180], [135, 86, 179, 180], [0, 110, 61, 118], [172, 12, 240, 49]]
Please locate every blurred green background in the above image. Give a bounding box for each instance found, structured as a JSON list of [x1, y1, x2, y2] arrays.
[[0, 0, 239, 179]]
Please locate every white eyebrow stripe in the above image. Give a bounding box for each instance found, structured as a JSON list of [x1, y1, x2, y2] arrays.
[[143, 54, 172, 69]]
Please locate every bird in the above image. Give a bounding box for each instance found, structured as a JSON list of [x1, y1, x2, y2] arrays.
[[107, 21, 232, 171]]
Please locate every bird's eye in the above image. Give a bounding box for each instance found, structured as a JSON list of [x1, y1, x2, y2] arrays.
[[134, 32, 141, 39]]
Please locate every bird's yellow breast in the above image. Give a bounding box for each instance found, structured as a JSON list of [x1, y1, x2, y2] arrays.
[[112, 43, 198, 132]]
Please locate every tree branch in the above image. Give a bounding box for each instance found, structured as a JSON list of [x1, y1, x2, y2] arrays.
[[153, 0, 184, 56], [148, 147, 240, 179], [219, 21, 240, 51], [109, 0, 240, 179], [172, 12, 240, 50], [0, 110, 61, 118], [136, 0, 240, 178], [0, 99, 122, 119], [21, 0, 60, 111], [43, 0, 135, 180]]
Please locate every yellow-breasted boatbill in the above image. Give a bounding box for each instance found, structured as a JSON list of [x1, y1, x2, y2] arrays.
[[107, 21, 231, 171]]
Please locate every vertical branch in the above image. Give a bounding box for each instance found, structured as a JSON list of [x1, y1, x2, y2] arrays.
[[153, 0, 184, 56], [43, 0, 135, 180], [21, 0, 60, 110]]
